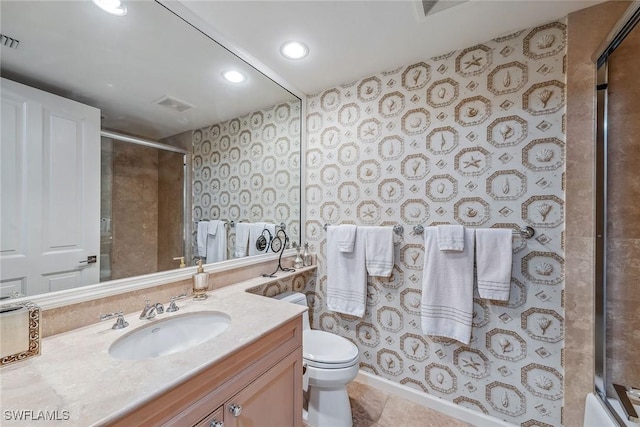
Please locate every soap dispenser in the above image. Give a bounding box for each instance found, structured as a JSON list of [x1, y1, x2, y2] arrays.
[[193, 260, 208, 301], [293, 243, 304, 269], [303, 242, 312, 267]]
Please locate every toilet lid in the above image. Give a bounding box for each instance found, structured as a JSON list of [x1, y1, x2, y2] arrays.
[[303, 330, 359, 365]]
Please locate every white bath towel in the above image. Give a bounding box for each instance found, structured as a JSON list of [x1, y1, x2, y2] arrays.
[[206, 220, 227, 263], [475, 228, 513, 301], [421, 226, 475, 345], [248, 222, 268, 256], [234, 222, 251, 258], [338, 224, 357, 253], [361, 226, 394, 277], [197, 221, 209, 257], [437, 224, 465, 251], [326, 225, 368, 317]]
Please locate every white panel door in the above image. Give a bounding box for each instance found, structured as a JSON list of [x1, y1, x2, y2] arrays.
[[0, 78, 100, 296]]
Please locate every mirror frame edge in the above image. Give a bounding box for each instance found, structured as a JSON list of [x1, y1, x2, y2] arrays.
[[6, 0, 307, 310]]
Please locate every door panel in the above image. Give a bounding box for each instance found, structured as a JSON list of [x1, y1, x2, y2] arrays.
[[0, 78, 100, 296]]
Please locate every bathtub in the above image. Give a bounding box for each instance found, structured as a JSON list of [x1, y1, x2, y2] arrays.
[[583, 392, 640, 427], [356, 371, 517, 427], [584, 393, 618, 427]]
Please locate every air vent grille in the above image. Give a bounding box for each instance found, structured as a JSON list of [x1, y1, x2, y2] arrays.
[[154, 95, 194, 113], [0, 34, 20, 49], [419, 0, 467, 18]]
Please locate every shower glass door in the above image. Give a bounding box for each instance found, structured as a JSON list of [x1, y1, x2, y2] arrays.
[[595, 3, 640, 424]]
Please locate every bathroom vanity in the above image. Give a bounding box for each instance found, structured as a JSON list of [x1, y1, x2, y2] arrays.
[[112, 316, 302, 426], [0, 270, 310, 426]]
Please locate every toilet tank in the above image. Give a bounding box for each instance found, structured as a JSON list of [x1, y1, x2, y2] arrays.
[[273, 292, 310, 330]]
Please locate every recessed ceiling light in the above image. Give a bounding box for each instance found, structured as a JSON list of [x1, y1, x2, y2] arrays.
[[92, 0, 127, 16], [222, 70, 246, 83], [280, 41, 309, 60]]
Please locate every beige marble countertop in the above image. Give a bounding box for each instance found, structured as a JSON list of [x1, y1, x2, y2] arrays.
[[0, 268, 313, 426]]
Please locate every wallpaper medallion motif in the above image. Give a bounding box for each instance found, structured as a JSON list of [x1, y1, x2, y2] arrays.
[[192, 101, 301, 260], [304, 21, 567, 426]]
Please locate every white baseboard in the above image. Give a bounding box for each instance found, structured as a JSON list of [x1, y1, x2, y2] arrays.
[[355, 371, 517, 427]]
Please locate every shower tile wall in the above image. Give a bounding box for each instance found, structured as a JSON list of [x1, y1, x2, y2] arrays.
[[304, 22, 567, 425], [111, 141, 159, 279], [192, 100, 301, 260]]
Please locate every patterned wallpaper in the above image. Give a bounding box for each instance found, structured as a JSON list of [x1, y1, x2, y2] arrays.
[[304, 22, 567, 426], [192, 100, 301, 260]]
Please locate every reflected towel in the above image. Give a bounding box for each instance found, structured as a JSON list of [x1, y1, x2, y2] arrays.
[[326, 225, 367, 317], [476, 228, 512, 301], [360, 226, 394, 277], [234, 222, 250, 258], [421, 226, 475, 345], [437, 224, 465, 251], [206, 220, 227, 263], [197, 221, 209, 257]]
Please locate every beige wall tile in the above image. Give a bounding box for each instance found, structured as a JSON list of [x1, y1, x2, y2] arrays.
[[565, 1, 629, 421]]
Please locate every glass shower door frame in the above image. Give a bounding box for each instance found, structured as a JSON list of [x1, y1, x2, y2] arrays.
[[594, 2, 640, 424]]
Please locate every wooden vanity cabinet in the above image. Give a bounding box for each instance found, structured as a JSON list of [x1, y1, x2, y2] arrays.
[[107, 316, 303, 427]]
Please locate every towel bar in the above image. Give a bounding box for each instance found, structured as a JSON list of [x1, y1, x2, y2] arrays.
[[323, 223, 404, 236], [323, 224, 535, 239], [412, 224, 535, 239]]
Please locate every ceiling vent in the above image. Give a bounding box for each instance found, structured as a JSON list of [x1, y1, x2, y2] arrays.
[[0, 34, 20, 49], [415, 0, 467, 21], [154, 95, 194, 113]]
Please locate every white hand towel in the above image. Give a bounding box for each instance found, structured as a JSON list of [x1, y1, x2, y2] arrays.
[[476, 228, 513, 301], [234, 222, 251, 258], [206, 220, 227, 263], [338, 224, 357, 253], [248, 222, 268, 256], [197, 221, 210, 257], [361, 226, 394, 277], [421, 226, 475, 345], [437, 224, 465, 251], [326, 225, 367, 317]]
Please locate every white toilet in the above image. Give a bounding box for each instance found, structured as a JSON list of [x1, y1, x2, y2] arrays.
[[274, 292, 360, 427]]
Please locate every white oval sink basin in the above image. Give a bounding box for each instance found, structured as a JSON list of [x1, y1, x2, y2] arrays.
[[109, 311, 230, 361]]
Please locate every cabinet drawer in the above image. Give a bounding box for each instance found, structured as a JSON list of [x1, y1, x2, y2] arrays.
[[194, 406, 223, 427]]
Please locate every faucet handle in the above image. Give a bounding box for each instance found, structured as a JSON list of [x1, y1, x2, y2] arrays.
[[100, 311, 129, 330], [166, 293, 188, 312], [155, 302, 165, 315]]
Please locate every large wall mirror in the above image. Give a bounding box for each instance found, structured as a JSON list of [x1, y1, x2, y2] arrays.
[[0, 0, 302, 299]]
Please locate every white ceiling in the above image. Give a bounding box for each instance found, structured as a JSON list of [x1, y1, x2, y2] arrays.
[[0, 0, 605, 140], [0, 0, 295, 140], [182, 0, 605, 95]]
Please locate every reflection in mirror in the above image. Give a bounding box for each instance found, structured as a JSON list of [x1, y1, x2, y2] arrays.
[[0, 0, 302, 298]]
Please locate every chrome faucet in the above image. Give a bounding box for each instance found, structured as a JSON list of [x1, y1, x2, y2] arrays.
[[139, 300, 164, 320]]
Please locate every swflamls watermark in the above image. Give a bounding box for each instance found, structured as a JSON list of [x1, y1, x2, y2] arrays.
[[3, 410, 70, 421]]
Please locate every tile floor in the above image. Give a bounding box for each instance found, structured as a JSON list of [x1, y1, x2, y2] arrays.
[[303, 379, 470, 427], [347, 380, 470, 427]]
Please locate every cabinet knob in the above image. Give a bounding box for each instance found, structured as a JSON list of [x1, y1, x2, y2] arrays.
[[228, 403, 242, 417], [209, 420, 223, 427]]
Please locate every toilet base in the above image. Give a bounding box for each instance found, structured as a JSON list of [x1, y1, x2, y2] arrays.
[[306, 386, 353, 427]]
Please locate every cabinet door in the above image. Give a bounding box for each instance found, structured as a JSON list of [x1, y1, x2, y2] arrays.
[[194, 406, 224, 427], [224, 349, 302, 427]]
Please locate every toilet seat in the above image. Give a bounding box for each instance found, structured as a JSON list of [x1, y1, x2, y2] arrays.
[[303, 330, 359, 369]]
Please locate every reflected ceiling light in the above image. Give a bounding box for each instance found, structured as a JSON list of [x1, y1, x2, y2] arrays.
[[92, 0, 127, 16], [222, 70, 246, 83], [280, 41, 309, 60]]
